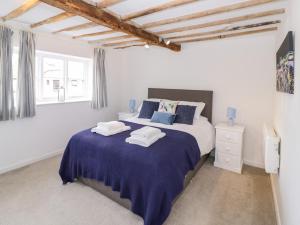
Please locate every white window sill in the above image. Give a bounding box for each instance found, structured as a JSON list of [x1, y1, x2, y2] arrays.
[[36, 98, 91, 106]]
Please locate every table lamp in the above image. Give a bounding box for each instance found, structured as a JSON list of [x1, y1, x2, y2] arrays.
[[129, 99, 136, 113], [227, 107, 236, 126]]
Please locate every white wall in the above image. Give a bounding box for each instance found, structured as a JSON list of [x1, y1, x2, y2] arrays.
[[0, 34, 122, 174], [0, 25, 278, 181], [271, 0, 300, 224], [115, 33, 276, 168]]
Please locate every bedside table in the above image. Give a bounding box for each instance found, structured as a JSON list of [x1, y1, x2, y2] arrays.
[[214, 123, 245, 174], [118, 112, 136, 120]]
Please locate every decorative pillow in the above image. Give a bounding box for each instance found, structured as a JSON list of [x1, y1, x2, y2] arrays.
[[174, 105, 197, 125], [137, 98, 163, 112], [150, 111, 176, 125], [178, 101, 205, 120], [138, 101, 159, 119], [158, 100, 179, 114]]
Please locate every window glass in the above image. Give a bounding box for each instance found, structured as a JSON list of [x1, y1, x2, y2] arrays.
[[67, 61, 85, 98], [42, 57, 64, 100]]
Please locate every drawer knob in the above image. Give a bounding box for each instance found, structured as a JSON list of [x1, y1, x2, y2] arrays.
[[225, 147, 230, 151], [225, 158, 230, 163]]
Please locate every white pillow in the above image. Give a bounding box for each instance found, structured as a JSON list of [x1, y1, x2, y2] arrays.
[[178, 101, 205, 120], [158, 100, 179, 114], [137, 98, 162, 112]]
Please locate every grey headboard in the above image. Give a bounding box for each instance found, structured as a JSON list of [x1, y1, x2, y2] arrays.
[[148, 88, 213, 122]]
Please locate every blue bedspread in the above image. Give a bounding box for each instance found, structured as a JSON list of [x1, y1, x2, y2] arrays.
[[59, 121, 201, 225]]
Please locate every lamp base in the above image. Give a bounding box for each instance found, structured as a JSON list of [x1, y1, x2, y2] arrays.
[[227, 119, 235, 126]]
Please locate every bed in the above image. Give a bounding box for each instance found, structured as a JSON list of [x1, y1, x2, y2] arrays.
[[59, 88, 214, 225]]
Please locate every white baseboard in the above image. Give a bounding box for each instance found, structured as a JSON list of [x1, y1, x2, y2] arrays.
[[243, 159, 265, 169], [0, 149, 64, 175], [270, 174, 282, 225]]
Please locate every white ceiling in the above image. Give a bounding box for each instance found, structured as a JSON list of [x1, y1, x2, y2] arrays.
[[0, 0, 288, 47]]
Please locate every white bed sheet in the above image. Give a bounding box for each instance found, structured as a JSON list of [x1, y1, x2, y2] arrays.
[[125, 117, 215, 156]]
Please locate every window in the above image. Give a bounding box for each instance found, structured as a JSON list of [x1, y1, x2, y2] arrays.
[[11, 49, 92, 105], [36, 51, 92, 104]]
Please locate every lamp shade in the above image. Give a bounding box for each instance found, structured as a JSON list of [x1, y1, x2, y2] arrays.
[[129, 99, 136, 113], [227, 107, 236, 120]]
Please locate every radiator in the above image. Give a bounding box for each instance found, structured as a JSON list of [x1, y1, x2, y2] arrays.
[[263, 124, 280, 174]]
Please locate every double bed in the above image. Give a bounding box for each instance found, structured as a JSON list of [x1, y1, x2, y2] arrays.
[[59, 88, 214, 225]]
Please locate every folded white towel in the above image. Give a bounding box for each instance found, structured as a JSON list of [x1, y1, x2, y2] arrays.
[[91, 126, 131, 136], [126, 132, 166, 147], [96, 121, 126, 132], [130, 126, 162, 140]]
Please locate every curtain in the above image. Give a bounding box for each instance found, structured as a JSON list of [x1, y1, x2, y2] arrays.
[[91, 48, 108, 109], [0, 26, 15, 121], [17, 31, 36, 118]]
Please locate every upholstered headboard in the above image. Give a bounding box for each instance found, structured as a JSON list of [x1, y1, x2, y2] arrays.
[[148, 88, 213, 122]]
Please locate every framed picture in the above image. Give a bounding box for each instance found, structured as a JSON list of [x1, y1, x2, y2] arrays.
[[276, 31, 295, 94]]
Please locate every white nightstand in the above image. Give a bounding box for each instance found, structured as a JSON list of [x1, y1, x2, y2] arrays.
[[118, 112, 136, 120], [214, 122, 245, 174]]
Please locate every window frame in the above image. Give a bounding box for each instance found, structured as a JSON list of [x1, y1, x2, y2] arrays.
[[35, 50, 92, 104]]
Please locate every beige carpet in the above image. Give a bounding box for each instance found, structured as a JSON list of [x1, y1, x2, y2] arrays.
[[0, 156, 276, 225]]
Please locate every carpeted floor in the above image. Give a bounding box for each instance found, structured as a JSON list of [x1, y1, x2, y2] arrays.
[[0, 156, 276, 225]]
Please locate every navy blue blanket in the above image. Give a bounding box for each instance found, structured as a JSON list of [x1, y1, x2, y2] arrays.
[[59, 121, 201, 225]]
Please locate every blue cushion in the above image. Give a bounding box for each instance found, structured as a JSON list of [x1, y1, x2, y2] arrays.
[[150, 111, 176, 125], [174, 105, 196, 125], [138, 101, 160, 119]]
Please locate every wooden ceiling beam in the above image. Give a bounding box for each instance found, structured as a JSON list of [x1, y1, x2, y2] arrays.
[[115, 26, 278, 49], [30, 12, 75, 28], [52, 1, 124, 34], [52, 22, 98, 34], [39, 0, 180, 51], [166, 20, 281, 40], [89, 34, 134, 44], [115, 44, 145, 49], [73, 9, 284, 41], [90, 20, 281, 44], [71, 0, 281, 40], [142, 0, 277, 29], [103, 39, 144, 47], [97, 0, 125, 8], [1, 0, 40, 21], [177, 27, 278, 44], [122, 0, 197, 21], [73, 29, 115, 39], [156, 9, 285, 35]]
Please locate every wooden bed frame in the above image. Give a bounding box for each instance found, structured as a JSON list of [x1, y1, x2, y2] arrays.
[[79, 88, 214, 210]]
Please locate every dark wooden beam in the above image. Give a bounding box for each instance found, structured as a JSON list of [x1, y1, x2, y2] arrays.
[[39, 0, 181, 51]]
